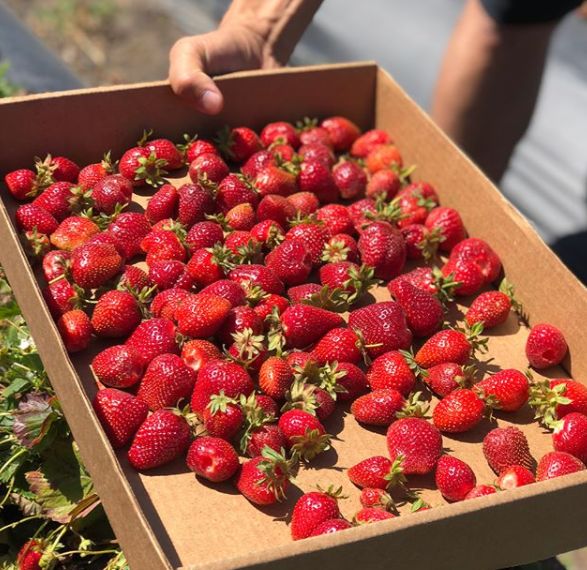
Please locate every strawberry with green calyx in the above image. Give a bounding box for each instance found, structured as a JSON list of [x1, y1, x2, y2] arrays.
[[536, 451, 586, 481], [424, 206, 466, 252], [128, 408, 191, 470], [119, 146, 168, 187], [289, 283, 357, 314], [202, 391, 244, 440], [226, 327, 267, 372], [357, 221, 406, 281], [322, 234, 360, 264], [311, 327, 363, 366], [78, 150, 117, 189], [529, 377, 587, 425], [20, 229, 51, 259], [360, 487, 396, 511], [187, 436, 240, 482], [254, 164, 298, 197], [236, 446, 294, 505], [297, 117, 333, 147], [238, 392, 282, 455], [414, 323, 488, 369], [474, 369, 529, 412], [410, 497, 432, 512], [42, 279, 85, 319], [5, 164, 53, 200], [435, 455, 476, 502], [388, 266, 461, 306], [33, 181, 92, 221], [278, 409, 331, 462], [352, 390, 429, 427], [216, 125, 262, 164], [261, 121, 300, 148], [17, 538, 46, 570], [465, 278, 522, 329], [401, 224, 444, 262], [367, 350, 416, 396], [35, 153, 80, 183], [483, 426, 535, 475], [186, 244, 235, 287], [319, 262, 380, 306], [185, 219, 224, 251], [281, 380, 335, 421], [348, 455, 408, 490], [250, 219, 285, 250], [424, 362, 476, 398], [292, 360, 347, 401], [136, 129, 184, 171], [290, 485, 347, 540], [93, 388, 149, 448], [179, 133, 218, 163]]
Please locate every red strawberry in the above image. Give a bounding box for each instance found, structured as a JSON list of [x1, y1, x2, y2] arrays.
[[332, 160, 367, 200], [389, 266, 450, 298], [128, 409, 191, 470], [249, 220, 285, 249], [151, 288, 191, 320], [70, 242, 122, 289], [551, 412, 587, 463], [229, 264, 284, 294], [366, 144, 403, 173], [91, 290, 141, 338], [33, 182, 85, 221], [174, 293, 231, 338], [366, 169, 402, 199], [217, 305, 263, 345], [5, 168, 46, 200], [435, 455, 476, 501], [93, 388, 149, 448], [336, 362, 369, 401], [142, 136, 183, 170], [536, 451, 585, 481], [185, 221, 224, 251], [388, 279, 443, 338], [287, 191, 320, 216], [287, 283, 323, 305], [261, 120, 300, 147], [348, 456, 396, 489], [188, 152, 229, 184], [280, 305, 344, 349], [532, 379, 587, 421], [298, 142, 335, 167], [359, 487, 394, 510], [42, 249, 70, 282], [358, 222, 406, 280], [187, 436, 240, 482], [322, 234, 360, 263], [145, 184, 179, 224], [125, 318, 180, 366], [17, 538, 46, 570], [351, 129, 391, 158], [241, 149, 276, 179], [184, 137, 218, 163], [259, 357, 294, 400], [200, 279, 246, 307], [319, 262, 376, 306], [432, 389, 485, 433], [283, 381, 336, 421], [149, 259, 194, 291], [496, 465, 535, 489], [245, 424, 285, 457], [465, 288, 514, 329], [310, 519, 352, 536], [186, 246, 229, 287], [400, 224, 440, 261], [21, 230, 50, 258], [202, 392, 244, 439], [42, 155, 79, 182], [119, 146, 166, 187], [91, 174, 133, 214], [15, 204, 58, 235], [217, 126, 262, 163], [118, 265, 152, 292], [465, 485, 497, 499], [256, 194, 296, 227], [191, 359, 254, 415], [57, 309, 93, 352], [137, 353, 197, 410], [351, 389, 406, 426], [348, 302, 412, 359], [321, 116, 360, 151], [217, 173, 259, 212], [291, 489, 342, 540], [475, 369, 529, 412], [386, 417, 443, 475], [425, 362, 471, 398], [237, 448, 292, 505], [278, 409, 330, 461], [311, 328, 362, 365], [253, 293, 290, 322], [400, 181, 439, 203], [298, 160, 339, 203], [367, 350, 416, 396], [107, 212, 151, 259], [181, 339, 222, 372], [316, 204, 354, 236], [42, 279, 80, 318], [425, 207, 466, 251], [177, 183, 216, 228], [286, 218, 329, 265], [50, 216, 100, 250], [254, 165, 297, 197], [354, 507, 395, 524], [415, 325, 487, 368], [78, 152, 115, 189], [483, 426, 535, 474], [265, 240, 312, 285], [526, 323, 568, 369], [91, 345, 144, 388]]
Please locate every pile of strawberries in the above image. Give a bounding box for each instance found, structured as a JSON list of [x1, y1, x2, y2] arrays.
[[5, 116, 586, 540]]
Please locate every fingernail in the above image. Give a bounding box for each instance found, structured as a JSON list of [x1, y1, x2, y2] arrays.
[[200, 90, 223, 114]]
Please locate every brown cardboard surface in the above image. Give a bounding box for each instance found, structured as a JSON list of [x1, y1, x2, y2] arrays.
[[0, 63, 586, 570]]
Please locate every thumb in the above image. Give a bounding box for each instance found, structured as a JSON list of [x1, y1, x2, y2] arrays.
[[169, 37, 224, 115]]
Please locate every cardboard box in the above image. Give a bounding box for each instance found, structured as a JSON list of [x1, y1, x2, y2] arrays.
[[1, 62, 586, 570]]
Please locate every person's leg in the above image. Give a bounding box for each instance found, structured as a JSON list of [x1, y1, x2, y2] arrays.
[[431, 0, 557, 182]]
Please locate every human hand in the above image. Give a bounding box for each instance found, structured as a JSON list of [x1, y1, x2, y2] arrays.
[[169, 23, 277, 115]]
